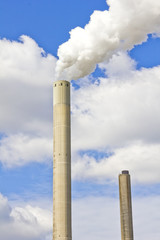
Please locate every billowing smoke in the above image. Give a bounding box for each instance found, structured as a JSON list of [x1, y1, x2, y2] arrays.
[[56, 0, 160, 81]]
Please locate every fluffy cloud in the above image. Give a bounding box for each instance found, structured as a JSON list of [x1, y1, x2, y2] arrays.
[[0, 193, 52, 240], [0, 134, 52, 167], [1, 35, 160, 187], [72, 52, 160, 151], [1, 193, 159, 240], [0, 36, 55, 166], [0, 35, 55, 136], [72, 141, 160, 183], [0, 35, 55, 87], [71, 52, 160, 183]]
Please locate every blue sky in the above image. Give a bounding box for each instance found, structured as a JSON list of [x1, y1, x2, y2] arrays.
[[0, 0, 160, 239], [0, 0, 107, 55], [130, 35, 160, 68]]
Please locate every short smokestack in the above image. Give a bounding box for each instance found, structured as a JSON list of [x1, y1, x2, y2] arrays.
[[119, 170, 134, 240], [53, 80, 72, 240]]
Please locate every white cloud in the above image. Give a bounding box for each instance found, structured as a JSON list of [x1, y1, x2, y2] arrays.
[[71, 52, 160, 183], [0, 35, 160, 188], [72, 53, 160, 150], [1, 192, 159, 240], [0, 35, 55, 87], [0, 134, 52, 167], [0, 194, 11, 222], [0, 193, 52, 240], [0, 36, 55, 167], [0, 35, 55, 136], [72, 141, 160, 183]]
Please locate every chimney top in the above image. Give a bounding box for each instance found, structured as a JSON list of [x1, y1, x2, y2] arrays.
[[122, 170, 129, 174]]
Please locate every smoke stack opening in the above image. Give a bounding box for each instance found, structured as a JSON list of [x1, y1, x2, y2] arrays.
[[122, 170, 129, 174]]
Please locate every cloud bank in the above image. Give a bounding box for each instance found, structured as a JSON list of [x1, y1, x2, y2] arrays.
[[1, 36, 160, 185], [1, 35, 160, 186], [0, 35, 55, 136], [1, 193, 160, 240], [0, 34, 160, 239], [0, 193, 52, 240], [71, 52, 160, 183], [0, 36, 55, 167], [0, 134, 52, 167]]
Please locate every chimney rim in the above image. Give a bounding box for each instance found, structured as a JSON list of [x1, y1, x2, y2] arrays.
[[121, 170, 129, 174]]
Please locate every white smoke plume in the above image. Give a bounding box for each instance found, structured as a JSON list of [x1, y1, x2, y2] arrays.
[[56, 0, 160, 80]]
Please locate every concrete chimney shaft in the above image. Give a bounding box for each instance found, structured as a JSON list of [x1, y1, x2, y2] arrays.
[[53, 80, 72, 240], [119, 171, 134, 240]]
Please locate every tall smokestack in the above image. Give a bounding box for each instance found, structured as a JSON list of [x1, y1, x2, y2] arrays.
[[119, 170, 134, 240], [53, 80, 72, 240]]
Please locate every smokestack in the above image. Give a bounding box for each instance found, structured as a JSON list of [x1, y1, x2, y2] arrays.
[[119, 170, 134, 240], [53, 80, 72, 240]]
